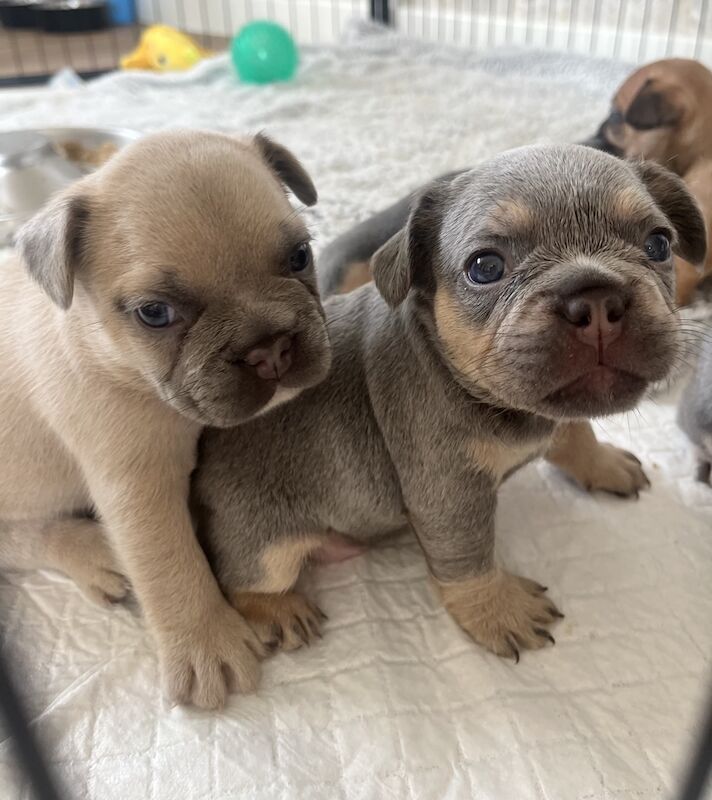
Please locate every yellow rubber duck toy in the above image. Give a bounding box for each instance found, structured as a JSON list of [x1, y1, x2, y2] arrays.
[[121, 25, 210, 72]]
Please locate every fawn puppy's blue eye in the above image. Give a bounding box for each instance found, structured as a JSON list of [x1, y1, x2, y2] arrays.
[[290, 242, 312, 272], [466, 251, 506, 284], [645, 232, 671, 262], [136, 302, 176, 329]]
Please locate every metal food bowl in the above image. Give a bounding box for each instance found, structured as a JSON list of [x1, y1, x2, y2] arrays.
[[0, 126, 141, 245]]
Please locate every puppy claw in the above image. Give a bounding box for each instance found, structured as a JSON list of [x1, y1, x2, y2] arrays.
[[535, 628, 556, 645], [576, 443, 650, 498], [270, 622, 284, 644], [244, 637, 267, 660], [293, 619, 310, 644], [506, 636, 520, 664], [50, 523, 131, 608], [621, 450, 642, 466], [438, 570, 562, 663], [159, 603, 263, 709], [232, 591, 325, 653]]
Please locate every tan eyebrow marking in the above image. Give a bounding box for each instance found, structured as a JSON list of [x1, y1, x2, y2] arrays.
[[483, 199, 534, 236], [612, 184, 657, 220]]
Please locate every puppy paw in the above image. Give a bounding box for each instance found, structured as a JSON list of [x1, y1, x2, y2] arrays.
[[437, 570, 562, 662], [158, 601, 265, 710], [79, 565, 130, 608], [50, 520, 130, 607], [580, 443, 650, 498], [231, 591, 326, 652]]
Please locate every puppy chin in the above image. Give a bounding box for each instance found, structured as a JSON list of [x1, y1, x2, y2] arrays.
[[176, 357, 331, 428], [539, 366, 648, 419], [254, 385, 305, 417]]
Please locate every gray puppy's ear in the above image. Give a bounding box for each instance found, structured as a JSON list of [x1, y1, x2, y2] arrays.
[[632, 159, 707, 266], [372, 182, 447, 308], [15, 188, 91, 310], [624, 80, 681, 130], [254, 132, 317, 207], [371, 227, 410, 307]]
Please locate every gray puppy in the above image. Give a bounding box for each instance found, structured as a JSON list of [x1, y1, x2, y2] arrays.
[[194, 144, 705, 664], [678, 331, 712, 484]]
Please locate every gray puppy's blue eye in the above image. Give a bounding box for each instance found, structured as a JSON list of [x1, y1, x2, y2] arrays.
[[644, 232, 671, 262], [136, 302, 176, 329], [290, 242, 312, 272], [466, 251, 506, 284]]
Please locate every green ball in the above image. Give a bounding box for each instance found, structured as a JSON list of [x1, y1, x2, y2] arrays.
[[231, 21, 298, 84]]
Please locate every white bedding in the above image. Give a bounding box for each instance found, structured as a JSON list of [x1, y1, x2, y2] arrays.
[[1, 23, 711, 800]]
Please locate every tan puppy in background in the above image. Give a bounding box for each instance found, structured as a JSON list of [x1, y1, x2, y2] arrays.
[[589, 58, 712, 306], [0, 130, 331, 709]]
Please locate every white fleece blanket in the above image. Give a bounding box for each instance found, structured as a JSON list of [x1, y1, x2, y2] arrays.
[[1, 23, 711, 800]]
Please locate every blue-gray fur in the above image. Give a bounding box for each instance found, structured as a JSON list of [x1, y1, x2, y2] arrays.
[[678, 329, 712, 484], [195, 144, 704, 597], [317, 171, 462, 297]]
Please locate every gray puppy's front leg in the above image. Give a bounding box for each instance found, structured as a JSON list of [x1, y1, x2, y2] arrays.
[[404, 470, 562, 662]]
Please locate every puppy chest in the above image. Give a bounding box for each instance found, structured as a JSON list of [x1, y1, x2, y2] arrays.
[[468, 437, 547, 483]]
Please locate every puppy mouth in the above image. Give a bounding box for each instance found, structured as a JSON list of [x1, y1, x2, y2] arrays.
[[542, 364, 647, 416], [183, 325, 331, 428]]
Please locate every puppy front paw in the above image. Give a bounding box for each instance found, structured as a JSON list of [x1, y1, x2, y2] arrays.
[[580, 443, 650, 497], [547, 424, 650, 498], [437, 570, 563, 662], [231, 591, 326, 652], [157, 602, 265, 710], [48, 520, 130, 607]]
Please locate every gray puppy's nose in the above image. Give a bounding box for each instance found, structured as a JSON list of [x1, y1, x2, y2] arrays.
[[561, 288, 626, 349], [244, 334, 293, 381]]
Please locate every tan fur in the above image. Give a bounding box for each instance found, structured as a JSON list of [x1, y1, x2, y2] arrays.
[[431, 287, 651, 495], [0, 130, 325, 709], [545, 421, 650, 496], [486, 198, 533, 235], [249, 536, 325, 593], [434, 292, 650, 496], [0, 516, 127, 606], [613, 184, 653, 219], [231, 590, 325, 651], [603, 58, 712, 304], [434, 287, 494, 381], [435, 569, 561, 660], [468, 438, 544, 483], [337, 259, 372, 293]]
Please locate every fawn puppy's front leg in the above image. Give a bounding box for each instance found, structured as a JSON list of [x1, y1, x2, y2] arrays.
[[61, 387, 264, 709]]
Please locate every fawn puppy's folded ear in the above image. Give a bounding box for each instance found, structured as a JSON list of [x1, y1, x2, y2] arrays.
[[371, 181, 449, 308], [253, 133, 317, 207], [15, 187, 92, 310], [632, 159, 707, 267]]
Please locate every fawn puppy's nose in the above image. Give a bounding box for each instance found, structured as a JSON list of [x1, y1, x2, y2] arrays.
[[244, 334, 293, 381], [561, 289, 626, 349]]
